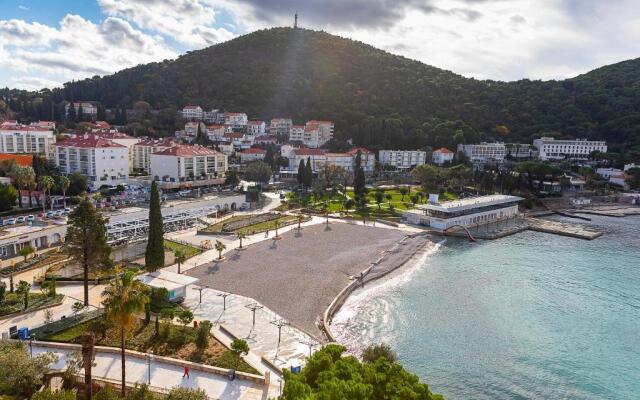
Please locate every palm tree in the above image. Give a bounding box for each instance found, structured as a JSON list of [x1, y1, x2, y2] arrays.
[[38, 175, 55, 212], [58, 176, 70, 208], [174, 250, 186, 274], [236, 233, 246, 249], [274, 220, 280, 238], [102, 270, 150, 398], [214, 240, 226, 260], [297, 214, 304, 230], [27, 179, 37, 208]]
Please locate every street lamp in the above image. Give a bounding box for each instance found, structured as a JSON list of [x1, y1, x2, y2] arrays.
[[193, 286, 208, 304], [217, 292, 230, 311], [147, 350, 154, 384], [29, 334, 35, 357]]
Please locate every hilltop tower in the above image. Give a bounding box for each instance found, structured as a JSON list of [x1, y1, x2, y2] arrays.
[[294, 11, 298, 28]]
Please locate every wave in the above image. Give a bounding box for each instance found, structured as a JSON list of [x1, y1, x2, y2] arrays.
[[330, 239, 445, 353]]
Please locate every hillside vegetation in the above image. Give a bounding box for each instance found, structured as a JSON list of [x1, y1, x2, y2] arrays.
[[2, 27, 640, 160]]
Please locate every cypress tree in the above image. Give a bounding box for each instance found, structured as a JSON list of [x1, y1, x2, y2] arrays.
[[67, 102, 76, 123], [77, 103, 84, 122], [145, 181, 165, 271], [305, 157, 313, 189], [121, 105, 128, 124], [297, 159, 305, 187], [354, 150, 365, 196]]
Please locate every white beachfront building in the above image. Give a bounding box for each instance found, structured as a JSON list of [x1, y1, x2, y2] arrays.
[[379, 150, 427, 169], [431, 148, 454, 166], [133, 138, 176, 173], [149, 144, 227, 186], [403, 194, 522, 230], [52, 134, 129, 189], [0, 121, 56, 156], [533, 137, 607, 161], [457, 142, 506, 164], [181, 105, 204, 121], [246, 120, 266, 136]]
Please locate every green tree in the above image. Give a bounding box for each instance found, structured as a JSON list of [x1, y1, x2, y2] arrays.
[[160, 308, 176, 337], [16, 280, 31, 309], [57, 175, 70, 207], [38, 175, 55, 212], [19, 244, 35, 262], [236, 232, 246, 249], [297, 159, 305, 187], [72, 301, 85, 319], [353, 150, 365, 197], [375, 190, 383, 209], [166, 387, 208, 400], [31, 389, 76, 400], [196, 320, 213, 349], [66, 198, 111, 306], [215, 240, 226, 260], [174, 249, 186, 274], [412, 164, 441, 192], [0, 340, 58, 397], [68, 171, 89, 196], [102, 270, 150, 398], [9, 164, 35, 208], [304, 157, 313, 189], [0, 183, 18, 211], [362, 343, 397, 363], [244, 161, 272, 185], [399, 186, 408, 201], [178, 309, 194, 328], [0, 282, 5, 303], [145, 181, 165, 271], [230, 338, 250, 370], [224, 170, 239, 188]]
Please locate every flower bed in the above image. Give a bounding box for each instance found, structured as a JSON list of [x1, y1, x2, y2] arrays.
[[0, 252, 68, 278]]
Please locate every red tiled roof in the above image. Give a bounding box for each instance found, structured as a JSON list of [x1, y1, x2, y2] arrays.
[[247, 120, 265, 125], [271, 118, 292, 123], [241, 148, 267, 154], [136, 138, 175, 147], [291, 125, 304, 129], [153, 144, 222, 157], [183, 105, 201, 110], [223, 132, 244, 139], [0, 124, 52, 132], [434, 147, 454, 154], [294, 148, 326, 156], [255, 135, 277, 142], [0, 154, 33, 166], [225, 112, 246, 117], [347, 147, 374, 155], [307, 120, 333, 125], [92, 130, 135, 139], [54, 135, 125, 148]]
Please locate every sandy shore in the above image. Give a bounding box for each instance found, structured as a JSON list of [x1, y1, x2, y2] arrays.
[[186, 223, 431, 340]]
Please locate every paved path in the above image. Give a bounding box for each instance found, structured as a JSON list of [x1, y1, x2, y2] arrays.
[[33, 345, 279, 400]]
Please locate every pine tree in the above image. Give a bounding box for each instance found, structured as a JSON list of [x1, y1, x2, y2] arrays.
[[304, 157, 313, 189], [145, 181, 165, 271]]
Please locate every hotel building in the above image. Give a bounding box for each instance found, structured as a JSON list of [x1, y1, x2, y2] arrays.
[[533, 137, 607, 161], [0, 122, 56, 156], [457, 142, 506, 164], [379, 150, 427, 169]]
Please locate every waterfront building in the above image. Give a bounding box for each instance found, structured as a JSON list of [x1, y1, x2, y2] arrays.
[[288, 147, 375, 173], [92, 131, 140, 173], [133, 138, 176, 173], [533, 137, 607, 161], [0, 122, 56, 156], [289, 120, 334, 148], [457, 142, 506, 165], [403, 194, 522, 230], [505, 143, 539, 159], [238, 148, 267, 163], [431, 148, 454, 166], [379, 149, 427, 169], [52, 134, 129, 189], [0, 224, 66, 260]]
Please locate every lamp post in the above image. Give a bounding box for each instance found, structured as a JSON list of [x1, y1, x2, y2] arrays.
[[147, 350, 153, 384], [217, 292, 230, 311], [193, 286, 208, 304], [29, 334, 35, 357]]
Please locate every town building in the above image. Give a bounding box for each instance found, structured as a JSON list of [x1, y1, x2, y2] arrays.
[[533, 137, 607, 161], [297, 120, 334, 148], [288, 147, 374, 173], [92, 131, 140, 173], [247, 120, 266, 136], [379, 150, 427, 169], [181, 105, 204, 121], [52, 135, 129, 189], [65, 102, 98, 120], [270, 118, 293, 137], [203, 109, 221, 124], [505, 143, 539, 159], [254, 135, 278, 145], [403, 194, 522, 230], [238, 148, 267, 163], [0, 122, 56, 156], [431, 148, 454, 166], [289, 125, 304, 142], [149, 144, 227, 188], [280, 144, 298, 159], [0, 224, 66, 260], [457, 142, 506, 165], [224, 112, 248, 128], [133, 138, 176, 173], [206, 124, 228, 141]]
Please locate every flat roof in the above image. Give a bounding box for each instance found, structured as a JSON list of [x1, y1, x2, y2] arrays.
[[137, 270, 199, 291], [423, 195, 523, 213]]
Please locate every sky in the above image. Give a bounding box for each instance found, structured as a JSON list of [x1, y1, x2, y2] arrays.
[[1, 0, 640, 90]]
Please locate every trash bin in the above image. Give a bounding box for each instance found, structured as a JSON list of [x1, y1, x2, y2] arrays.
[[18, 327, 29, 340], [290, 364, 301, 374], [227, 369, 236, 381]]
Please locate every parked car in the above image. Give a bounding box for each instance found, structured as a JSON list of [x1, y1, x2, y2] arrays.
[[63, 208, 71, 214], [46, 211, 55, 218], [6, 218, 16, 225], [26, 215, 35, 222], [16, 216, 26, 223], [104, 202, 111, 208], [0, 219, 3, 226], [55, 210, 63, 217]]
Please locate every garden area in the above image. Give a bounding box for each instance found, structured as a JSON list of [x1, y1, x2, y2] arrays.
[[0, 249, 68, 278], [0, 279, 63, 317], [200, 213, 310, 235]]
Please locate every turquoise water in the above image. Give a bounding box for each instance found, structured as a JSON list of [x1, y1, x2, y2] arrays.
[[332, 215, 640, 399]]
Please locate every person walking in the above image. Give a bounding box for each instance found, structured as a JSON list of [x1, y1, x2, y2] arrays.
[[183, 365, 190, 379]]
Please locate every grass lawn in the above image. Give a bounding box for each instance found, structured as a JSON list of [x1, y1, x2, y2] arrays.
[[233, 215, 310, 235], [0, 293, 64, 317], [43, 318, 258, 374], [164, 240, 201, 259]]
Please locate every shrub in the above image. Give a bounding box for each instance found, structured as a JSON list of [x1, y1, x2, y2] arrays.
[[31, 389, 77, 400], [362, 343, 397, 363], [196, 320, 213, 349], [166, 387, 207, 400]]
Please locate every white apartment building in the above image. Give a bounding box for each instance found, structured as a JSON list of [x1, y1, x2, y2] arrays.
[[288, 147, 374, 173], [270, 118, 293, 137], [150, 145, 227, 184], [289, 125, 304, 142], [280, 144, 298, 159], [301, 120, 334, 148], [505, 143, 539, 159], [432, 148, 454, 165], [0, 122, 56, 156], [238, 148, 267, 163], [379, 150, 427, 169], [133, 138, 176, 173], [224, 112, 248, 128], [53, 135, 129, 189], [181, 105, 204, 120], [246, 120, 266, 136], [92, 131, 139, 172], [457, 142, 506, 164], [206, 124, 230, 141], [65, 102, 98, 119], [533, 137, 607, 161]]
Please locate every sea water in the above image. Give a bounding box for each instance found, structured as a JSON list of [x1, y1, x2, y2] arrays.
[[331, 215, 640, 399]]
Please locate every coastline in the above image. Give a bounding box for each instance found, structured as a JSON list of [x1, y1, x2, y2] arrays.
[[323, 231, 440, 344]]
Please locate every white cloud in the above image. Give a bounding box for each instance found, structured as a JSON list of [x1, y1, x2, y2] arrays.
[[11, 76, 61, 91]]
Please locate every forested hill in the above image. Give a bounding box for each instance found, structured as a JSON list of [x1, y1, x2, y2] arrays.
[[5, 27, 640, 158]]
